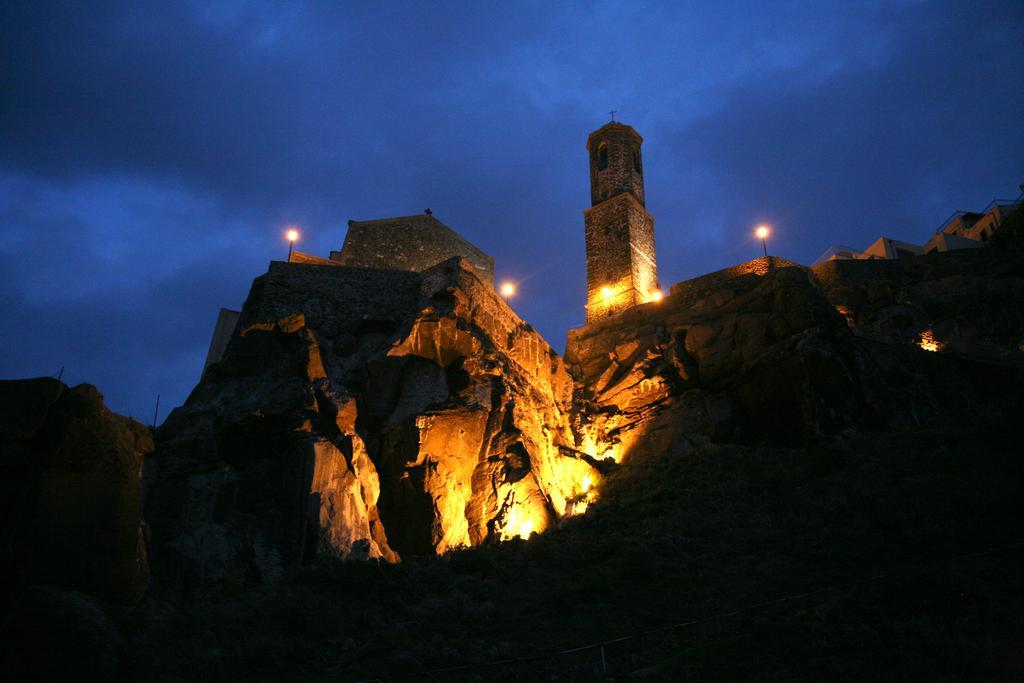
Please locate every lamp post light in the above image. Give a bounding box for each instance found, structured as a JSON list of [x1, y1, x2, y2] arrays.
[[286, 228, 299, 261], [756, 225, 770, 259], [500, 281, 516, 301]]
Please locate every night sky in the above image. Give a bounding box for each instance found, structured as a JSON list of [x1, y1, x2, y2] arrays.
[[2, 1, 1022, 421]]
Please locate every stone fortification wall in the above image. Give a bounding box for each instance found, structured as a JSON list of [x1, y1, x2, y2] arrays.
[[238, 261, 423, 335], [330, 214, 495, 286], [202, 308, 241, 373], [667, 256, 805, 303]]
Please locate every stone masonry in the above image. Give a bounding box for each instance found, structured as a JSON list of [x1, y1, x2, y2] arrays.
[[330, 213, 495, 286], [584, 122, 659, 322]]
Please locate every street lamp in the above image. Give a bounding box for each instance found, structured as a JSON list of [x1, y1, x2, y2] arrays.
[[286, 228, 299, 261], [500, 281, 516, 300], [756, 225, 770, 258]]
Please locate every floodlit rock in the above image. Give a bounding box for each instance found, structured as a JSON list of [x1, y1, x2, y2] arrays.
[[145, 242, 1023, 598], [0, 379, 151, 604], [308, 435, 391, 561], [566, 256, 1023, 460], [146, 258, 599, 594]]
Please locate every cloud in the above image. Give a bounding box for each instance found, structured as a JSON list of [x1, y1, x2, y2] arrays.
[[1, 0, 1022, 418], [0, 171, 264, 416]]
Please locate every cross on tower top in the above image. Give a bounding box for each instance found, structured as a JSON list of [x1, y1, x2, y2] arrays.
[[608, 110, 617, 122]]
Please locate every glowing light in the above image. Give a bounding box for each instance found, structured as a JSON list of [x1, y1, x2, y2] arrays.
[[500, 282, 516, 298], [835, 305, 854, 325], [500, 505, 541, 541], [649, 290, 663, 302], [286, 228, 299, 242], [601, 287, 614, 300], [918, 329, 941, 352], [756, 225, 770, 239], [565, 472, 600, 517]]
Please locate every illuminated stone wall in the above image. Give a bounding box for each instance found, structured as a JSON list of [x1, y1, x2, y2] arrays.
[[583, 123, 658, 323], [584, 194, 658, 320]]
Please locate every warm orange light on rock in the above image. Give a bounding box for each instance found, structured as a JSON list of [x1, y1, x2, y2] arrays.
[[563, 471, 600, 517], [918, 329, 941, 352], [500, 505, 543, 541], [601, 286, 614, 300]]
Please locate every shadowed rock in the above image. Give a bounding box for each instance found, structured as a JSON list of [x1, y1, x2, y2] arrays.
[[145, 258, 598, 595], [145, 242, 1024, 598], [0, 586, 127, 679], [0, 379, 152, 605], [566, 256, 1023, 461], [811, 246, 1024, 360]]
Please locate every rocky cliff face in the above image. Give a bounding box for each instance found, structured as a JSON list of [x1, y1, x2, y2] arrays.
[[146, 237, 1023, 596], [811, 247, 1024, 360], [0, 379, 152, 605], [145, 258, 599, 593], [566, 255, 1023, 462]]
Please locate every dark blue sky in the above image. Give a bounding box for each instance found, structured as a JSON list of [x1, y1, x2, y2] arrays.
[[2, 1, 1022, 421]]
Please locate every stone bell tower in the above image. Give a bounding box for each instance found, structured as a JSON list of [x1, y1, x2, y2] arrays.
[[583, 121, 659, 322]]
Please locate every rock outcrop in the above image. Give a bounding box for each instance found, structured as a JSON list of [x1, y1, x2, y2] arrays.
[[137, 214, 1022, 596], [145, 258, 598, 594], [566, 256, 1023, 461], [0, 379, 152, 605], [811, 247, 1024, 360], [1, 586, 128, 680]]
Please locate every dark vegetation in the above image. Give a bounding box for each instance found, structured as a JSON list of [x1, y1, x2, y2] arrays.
[[130, 390, 1024, 682]]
